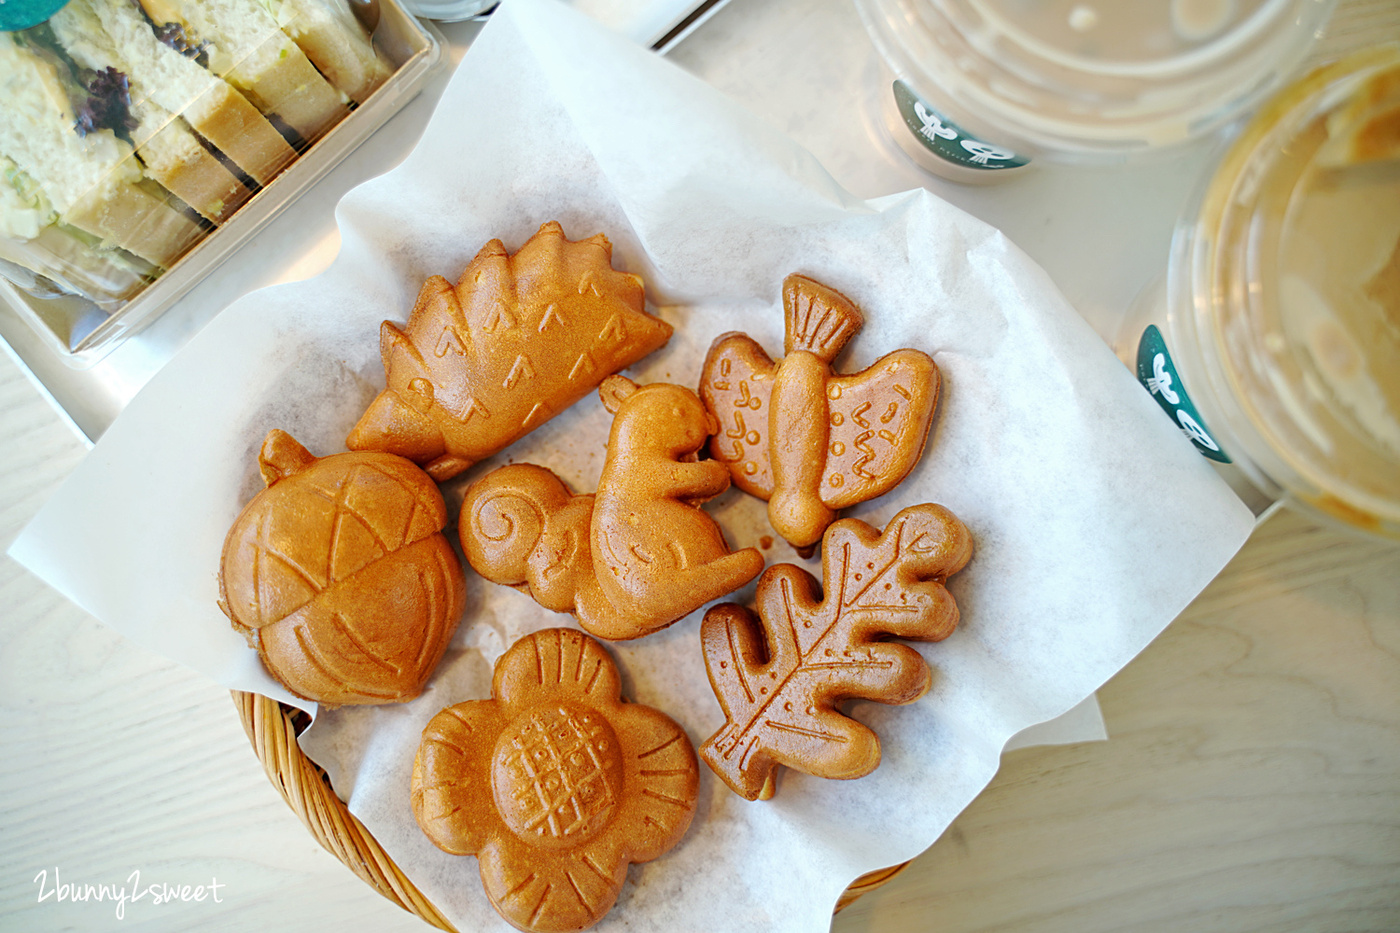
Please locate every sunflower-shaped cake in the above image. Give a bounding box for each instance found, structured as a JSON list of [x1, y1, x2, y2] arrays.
[[411, 628, 699, 932]]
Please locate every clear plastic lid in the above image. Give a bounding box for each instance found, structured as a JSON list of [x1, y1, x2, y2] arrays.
[[856, 0, 1338, 160], [1172, 43, 1400, 536]]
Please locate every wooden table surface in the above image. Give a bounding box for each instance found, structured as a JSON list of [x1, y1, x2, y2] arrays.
[[3, 1, 1399, 931]]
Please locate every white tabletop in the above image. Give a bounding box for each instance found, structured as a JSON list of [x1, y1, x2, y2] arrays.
[[3, 1, 1399, 931]]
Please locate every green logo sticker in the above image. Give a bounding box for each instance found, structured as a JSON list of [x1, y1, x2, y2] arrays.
[[1136, 325, 1230, 463], [891, 80, 1030, 172]]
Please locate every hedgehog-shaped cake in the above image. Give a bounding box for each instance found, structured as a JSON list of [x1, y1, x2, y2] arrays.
[[347, 221, 674, 481]]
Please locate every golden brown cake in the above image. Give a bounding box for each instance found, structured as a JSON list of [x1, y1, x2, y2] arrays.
[[346, 222, 674, 481], [412, 628, 699, 932], [700, 503, 972, 800], [218, 429, 465, 706], [590, 375, 765, 634], [700, 274, 940, 551], [459, 377, 764, 641]]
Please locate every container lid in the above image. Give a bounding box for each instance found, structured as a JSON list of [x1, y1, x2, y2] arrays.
[[1191, 44, 1400, 535], [397, 0, 490, 22], [856, 0, 1338, 158]]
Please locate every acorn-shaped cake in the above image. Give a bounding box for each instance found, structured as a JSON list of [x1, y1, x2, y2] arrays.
[[218, 429, 466, 706]]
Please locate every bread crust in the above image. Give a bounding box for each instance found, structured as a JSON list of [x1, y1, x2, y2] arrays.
[[130, 101, 250, 223], [150, 0, 349, 141], [277, 0, 390, 103]]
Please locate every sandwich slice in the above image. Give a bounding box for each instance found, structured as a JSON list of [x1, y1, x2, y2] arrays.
[[263, 0, 392, 104], [24, 17, 252, 224], [0, 32, 202, 270], [127, 96, 251, 223], [0, 154, 152, 311], [137, 0, 350, 142], [50, 0, 298, 186]]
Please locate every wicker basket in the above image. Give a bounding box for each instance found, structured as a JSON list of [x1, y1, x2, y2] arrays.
[[233, 690, 908, 930]]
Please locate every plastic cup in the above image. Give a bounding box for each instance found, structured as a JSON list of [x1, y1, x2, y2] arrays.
[[856, 0, 1337, 179], [1117, 43, 1400, 539]]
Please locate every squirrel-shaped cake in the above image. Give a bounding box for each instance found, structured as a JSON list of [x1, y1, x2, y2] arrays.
[[460, 375, 764, 640]]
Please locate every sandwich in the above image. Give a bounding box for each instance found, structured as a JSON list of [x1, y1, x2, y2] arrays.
[[0, 0, 393, 326]]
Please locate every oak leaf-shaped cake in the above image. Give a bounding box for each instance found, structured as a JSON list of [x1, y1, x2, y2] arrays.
[[700, 274, 940, 550], [218, 429, 466, 706], [412, 628, 699, 932], [347, 221, 674, 481], [700, 503, 972, 800]]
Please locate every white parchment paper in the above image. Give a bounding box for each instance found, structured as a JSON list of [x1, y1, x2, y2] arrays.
[[11, 0, 1254, 929]]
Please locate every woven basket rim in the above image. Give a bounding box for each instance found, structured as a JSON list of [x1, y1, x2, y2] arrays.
[[231, 689, 907, 928]]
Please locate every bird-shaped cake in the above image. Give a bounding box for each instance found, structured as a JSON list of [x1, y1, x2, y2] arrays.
[[699, 274, 941, 550]]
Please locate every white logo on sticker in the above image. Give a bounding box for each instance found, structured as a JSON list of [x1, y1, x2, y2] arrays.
[[1176, 409, 1220, 452], [1147, 352, 1180, 404], [959, 140, 1017, 164], [914, 102, 958, 141]]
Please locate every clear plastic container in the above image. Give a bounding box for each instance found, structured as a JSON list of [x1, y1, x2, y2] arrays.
[[855, 0, 1337, 179], [0, 0, 441, 365], [1117, 43, 1400, 539], [395, 0, 490, 23]]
